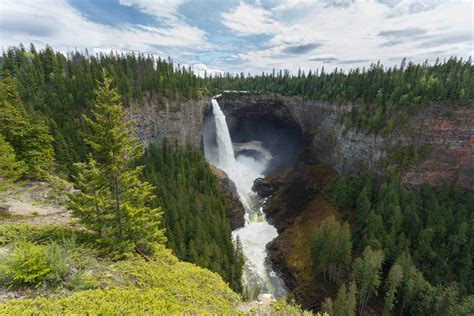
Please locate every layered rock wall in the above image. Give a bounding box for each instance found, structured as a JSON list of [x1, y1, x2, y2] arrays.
[[127, 92, 473, 190], [218, 93, 474, 190], [127, 96, 210, 149], [127, 96, 246, 228]]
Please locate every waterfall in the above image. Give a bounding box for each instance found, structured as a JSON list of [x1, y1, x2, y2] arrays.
[[211, 98, 235, 170], [205, 96, 286, 298]]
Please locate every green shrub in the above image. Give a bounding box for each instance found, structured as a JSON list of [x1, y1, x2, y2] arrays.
[[269, 299, 315, 315], [0, 224, 94, 247], [0, 248, 241, 314], [0, 241, 69, 286]]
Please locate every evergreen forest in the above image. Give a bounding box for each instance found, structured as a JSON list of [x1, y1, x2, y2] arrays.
[[0, 43, 472, 315]]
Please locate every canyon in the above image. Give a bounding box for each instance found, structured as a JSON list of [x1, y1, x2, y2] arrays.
[[128, 92, 473, 307], [129, 92, 474, 191]]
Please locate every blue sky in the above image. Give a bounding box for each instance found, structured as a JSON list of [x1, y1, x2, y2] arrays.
[[0, 0, 472, 75]]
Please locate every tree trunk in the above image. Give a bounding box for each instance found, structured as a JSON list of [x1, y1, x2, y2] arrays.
[[113, 175, 122, 241]]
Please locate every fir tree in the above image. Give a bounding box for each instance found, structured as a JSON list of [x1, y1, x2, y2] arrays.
[[383, 262, 403, 316], [70, 72, 165, 254], [69, 158, 108, 238], [322, 282, 357, 316], [0, 134, 27, 181], [311, 216, 352, 284], [352, 246, 384, 315], [0, 77, 54, 179]]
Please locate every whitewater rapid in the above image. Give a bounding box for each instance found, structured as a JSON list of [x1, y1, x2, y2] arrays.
[[204, 97, 286, 298]]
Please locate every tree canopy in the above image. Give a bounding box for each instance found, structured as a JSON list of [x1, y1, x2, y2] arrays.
[[69, 74, 165, 255]]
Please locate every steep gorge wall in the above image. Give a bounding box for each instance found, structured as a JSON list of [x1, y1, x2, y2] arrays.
[[127, 96, 210, 149], [126, 96, 245, 229], [217, 93, 474, 190], [126, 93, 473, 190]]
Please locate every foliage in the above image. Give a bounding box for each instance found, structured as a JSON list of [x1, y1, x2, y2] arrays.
[[69, 74, 165, 255], [0, 224, 241, 314], [142, 141, 244, 292], [0, 224, 119, 292], [394, 252, 474, 316], [383, 262, 403, 315], [204, 57, 473, 133], [264, 299, 315, 315], [1, 44, 199, 174], [329, 174, 474, 313], [352, 246, 384, 315], [310, 215, 352, 284], [381, 143, 432, 170], [0, 224, 94, 247], [0, 241, 69, 286], [322, 282, 357, 316], [0, 133, 27, 181], [0, 245, 241, 314], [0, 77, 54, 179]]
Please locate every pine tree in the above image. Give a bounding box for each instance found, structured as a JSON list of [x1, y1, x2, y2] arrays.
[[383, 262, 403, 315], [311, 216, 352, 284], [69, 158, 108, 238], [356, 186, 371, 229], [323, 282, 357, 316], [352, 246, 384, 315], [0, 77, 54, 179], [70, 72, 165, 254], [0, 133, 27, 181]]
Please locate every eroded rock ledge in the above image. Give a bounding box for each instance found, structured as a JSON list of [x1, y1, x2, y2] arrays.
[[127, 95, 210, 149], [209, 165, 245, 230], [127, 92, 473, 191], [217, 92, 474, 190]]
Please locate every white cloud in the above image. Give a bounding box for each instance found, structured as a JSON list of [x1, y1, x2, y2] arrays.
[[0, 0, 471, 74], [234, 0, 473, 73], [118, 0, 185, 23], [0, 0, 208, 53], [190, 63, 225, 78], [221, 2, 281, 36], [274, 0, 321, 11]]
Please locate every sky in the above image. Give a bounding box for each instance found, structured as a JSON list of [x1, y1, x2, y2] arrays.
[[0, 0, 472, 75]]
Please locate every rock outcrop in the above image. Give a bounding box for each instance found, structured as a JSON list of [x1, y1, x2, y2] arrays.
[[217, 92, 474, 190], [127, 96, 245, 229], [252, 177, 282, 198], [127, 96, 210, 149], [209, 165, 245, 230]]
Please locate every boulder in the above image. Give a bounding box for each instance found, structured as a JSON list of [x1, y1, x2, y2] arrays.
[[252, 177, 282, 198]]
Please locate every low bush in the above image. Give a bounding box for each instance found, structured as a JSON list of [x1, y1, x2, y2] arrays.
[[0, 247, 241, 314], [0, 241, 69, 286], [0, 224, 94, 247]]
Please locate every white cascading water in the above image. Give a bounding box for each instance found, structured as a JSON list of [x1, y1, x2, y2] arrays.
[[205, 96, 286, 298], [211, 98, 235, 171]]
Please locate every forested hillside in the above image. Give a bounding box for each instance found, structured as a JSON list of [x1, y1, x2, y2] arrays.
[[1, 44, 200, 175], [142, 142, 244, 292], [323, 175, 474, 315], [1, 44, 472, 315], [203, 58, 473, 133], [0, 46, 241, 299]]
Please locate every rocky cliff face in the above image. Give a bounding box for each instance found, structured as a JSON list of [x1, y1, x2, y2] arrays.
[[127, 96, 210, 149], [127, 96, 245, 229], [217, 93, 474, 190], [209, 165, 246, 230]]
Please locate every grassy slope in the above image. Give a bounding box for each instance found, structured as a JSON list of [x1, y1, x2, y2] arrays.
[[0, 248, 241, 314], [0, 223, 241, 314], [0, 181, 242, 314], [0, 182, 312, 315]]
